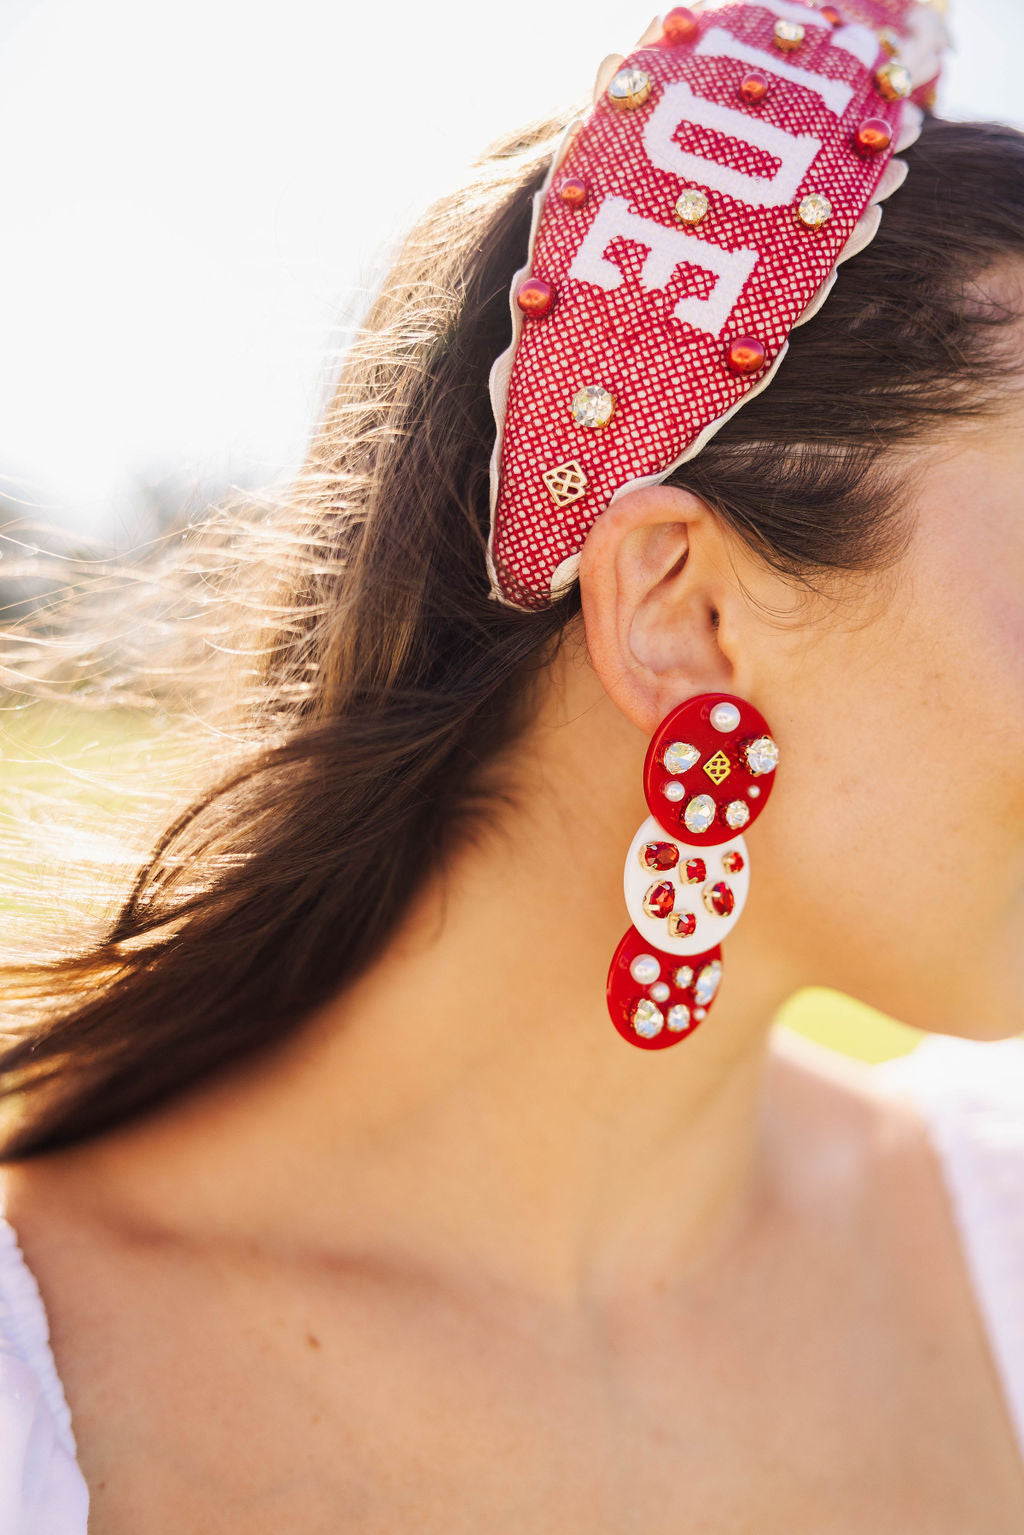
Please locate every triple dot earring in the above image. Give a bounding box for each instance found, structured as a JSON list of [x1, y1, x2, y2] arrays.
[[606, 693, 779, 1049]]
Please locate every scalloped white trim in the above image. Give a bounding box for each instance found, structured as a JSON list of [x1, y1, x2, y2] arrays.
[[901, 4, 951, 89]]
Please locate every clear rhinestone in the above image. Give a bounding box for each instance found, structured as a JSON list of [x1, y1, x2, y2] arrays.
[[773, 18, 805, 49], [684, 794, 716, 834], [571, 385, 615, 428], [724, 799, 750, 829], [632, 998, 664, 1038], [666, 1004, 691, 1032], [608, 66, 653, 109], [694, 960, 722, 1006], [673, 965, 694, 989], [650, 981, 671, 1003], [663, 781, 686, 803], [710, 701, 741, 733], [664, 740, 700, 775], [875, 58, 911, 100], [743, 735, 779, 775], [630, 953, 661, 985], [798, 193, 833, 229], [674, 189, 709, 226]]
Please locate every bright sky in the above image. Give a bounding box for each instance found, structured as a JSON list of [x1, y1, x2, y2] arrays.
[[0, 0, 1019, 539]]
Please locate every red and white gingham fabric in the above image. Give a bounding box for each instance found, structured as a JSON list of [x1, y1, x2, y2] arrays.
[[486, 0, 949, 610]]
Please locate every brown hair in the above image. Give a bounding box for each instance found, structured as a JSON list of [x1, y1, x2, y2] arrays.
[[2, 111, 1023, 1158]]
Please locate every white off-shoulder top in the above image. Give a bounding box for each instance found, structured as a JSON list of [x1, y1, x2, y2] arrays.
[[1, 1031, 1023, 1534]]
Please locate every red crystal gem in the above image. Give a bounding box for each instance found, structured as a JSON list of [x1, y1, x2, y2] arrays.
[[663, 6, 699, 43], [642, 841, 680, 871], [722, 850, 745, 875], [516, 278, 554, 318], [740, 71, 770, 106], [559, 176, 587, 209], [853, 117, 894, 156], [727, 337, 767, 375], [684, 857, 707, 885], [644, 881, 676, 919], [668, 911, 697, 938], [703, 881, 735, 918], [819, 4, 841, 24]]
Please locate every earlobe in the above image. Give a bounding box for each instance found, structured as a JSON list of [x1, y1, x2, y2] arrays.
[[578, 484, 737, 734]]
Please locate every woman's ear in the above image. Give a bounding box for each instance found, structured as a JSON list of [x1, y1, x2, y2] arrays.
[[578, 483, 740, 735]]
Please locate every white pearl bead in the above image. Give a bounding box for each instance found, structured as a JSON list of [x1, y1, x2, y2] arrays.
[[630, 954, 661, 985], [649, 981, 670, 1003], [748, 785, 761, 798], [663, 781, 686, 802], [710, 701, 741, 733]]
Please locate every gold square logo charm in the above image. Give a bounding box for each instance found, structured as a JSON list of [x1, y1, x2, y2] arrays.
[[703, 750, 732, 786], [542, 460, 588, 508]]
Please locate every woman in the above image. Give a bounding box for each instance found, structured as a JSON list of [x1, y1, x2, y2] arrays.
[[1, 1, 1023, 1528]]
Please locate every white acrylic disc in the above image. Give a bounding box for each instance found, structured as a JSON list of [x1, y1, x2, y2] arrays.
[[623, 815, 750, 956]]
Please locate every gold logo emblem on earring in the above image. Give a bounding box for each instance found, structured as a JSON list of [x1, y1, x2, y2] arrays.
[[542, 461, 588, 507], [703, 750, 732, 786]]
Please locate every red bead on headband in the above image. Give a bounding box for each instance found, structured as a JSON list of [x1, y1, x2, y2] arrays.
[[485, 0, 949, 611]]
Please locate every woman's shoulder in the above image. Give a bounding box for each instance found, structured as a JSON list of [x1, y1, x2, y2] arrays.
[[871, 1033, 1024, 1460], [870, 1032, 1024, 1247], [775, 1026, 1024, 1464], [0, 1172, 90, 1532], [868, 1031, 1024, 1296]]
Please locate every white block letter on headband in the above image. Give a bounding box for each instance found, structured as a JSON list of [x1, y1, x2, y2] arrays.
[[829, 23, 881, 69], [695, 28, 855, 118], [644, 81, 822, 209], [568, 195, 759, 338]]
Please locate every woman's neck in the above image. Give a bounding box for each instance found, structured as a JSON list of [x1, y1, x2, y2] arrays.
[[20, 657, 811, 1309]]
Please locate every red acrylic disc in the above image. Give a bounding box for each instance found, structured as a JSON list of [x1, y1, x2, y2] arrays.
[[606, 925, 723, 1051], [643, 693, 778, 847]]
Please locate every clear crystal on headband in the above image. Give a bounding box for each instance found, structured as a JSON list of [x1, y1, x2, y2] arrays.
[[571, 385, 615, 428], [798, 193, 833, 229], [724, 799, 750, 830], [875, 59, 912, 100], [674, 189, 709, 226], [773, 19, 805, 49], [608, 67, 653, 109]]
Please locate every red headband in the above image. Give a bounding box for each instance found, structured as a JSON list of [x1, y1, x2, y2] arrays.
[[486, 0, 949, 611]]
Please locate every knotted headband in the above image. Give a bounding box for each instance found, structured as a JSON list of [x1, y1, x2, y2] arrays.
[[485, 0, 949, 611]]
